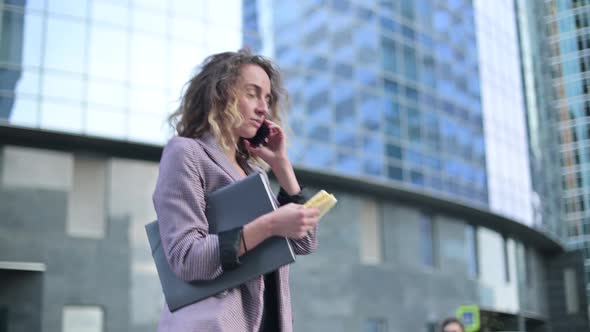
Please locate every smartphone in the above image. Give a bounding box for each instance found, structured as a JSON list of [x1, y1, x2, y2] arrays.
[[246, 121, 270, 147]]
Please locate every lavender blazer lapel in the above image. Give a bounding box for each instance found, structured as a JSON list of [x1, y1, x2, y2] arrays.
[[196, 133, 242, 182]]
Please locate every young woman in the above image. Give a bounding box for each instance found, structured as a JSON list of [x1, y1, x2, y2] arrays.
[[152, 49, 320, 332]]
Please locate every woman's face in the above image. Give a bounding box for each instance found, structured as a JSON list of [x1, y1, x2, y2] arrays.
[[233, 64, 272, 139]]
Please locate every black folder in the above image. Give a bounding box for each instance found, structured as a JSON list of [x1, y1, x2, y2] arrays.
[[145, 172, 295, 311]]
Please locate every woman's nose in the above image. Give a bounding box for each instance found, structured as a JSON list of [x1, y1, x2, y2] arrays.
[[256, 101, 268, 114]]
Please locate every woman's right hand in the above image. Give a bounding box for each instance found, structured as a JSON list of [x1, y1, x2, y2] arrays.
[[268, 203, 320, 239]]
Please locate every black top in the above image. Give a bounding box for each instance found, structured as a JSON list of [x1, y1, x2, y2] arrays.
[[259, 271, 279, 332], [218, 185, 311, 332]]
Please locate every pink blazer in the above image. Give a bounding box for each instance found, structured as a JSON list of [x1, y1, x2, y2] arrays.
[[152, 133, 317, 332]]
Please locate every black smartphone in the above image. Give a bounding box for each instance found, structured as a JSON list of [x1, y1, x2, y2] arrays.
[[246, 121, 270, 147]]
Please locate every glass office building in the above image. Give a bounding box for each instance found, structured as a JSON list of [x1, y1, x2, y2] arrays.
[[516, 0, 564, 239], [277, 0, 488, 207], [0, 0, 242, 144], [473, 0, 534, 226], [243, 0, 541, 225], [546, 0, 590, 299]]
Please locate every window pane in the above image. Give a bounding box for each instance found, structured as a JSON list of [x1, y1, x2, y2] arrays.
[[303, 142, 333, 168], [386, 143, 402, 160], [205, 24, 242, 54], [14, 69, 41, 96], [364, 135, 384, 156], [410, 169, 424, 186], [387, 164, 403, 180], [335, 150, 360, 174], [130, 33, 167, 87], [170, 17, 206, 44], [401, 0, 414, 19], [334, 130, 358, 148], [4, 96, 38, 126], [86, 108, 127, 139], [40, 100, 83, 133], [62, 306, 103, 332], [357, 67, 378, 87], [42, 72, 84, 102], [132, 0, 167, 11], [169, 42, 207, 94], [44, 17, 86, 73], [128, 112, 167, 144], [364, 157, 384, 176], [129, 87, 169, 115], [91, 1, 129, 27], [133, 8, 166, 34], [207, 0, 241, 29], [333, 62, 353, 79], [89, 25, 128, 81], [403, 46, 417, 81], [335, 97, 355, 128], [381, 37, 397, 74], [356, 25, 378, 65], [48, 0, 88, 18], [171, 0, 207, 19], [87, 79, 127, 109]]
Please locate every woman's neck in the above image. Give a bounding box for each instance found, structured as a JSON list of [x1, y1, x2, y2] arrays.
[[225, 147, 237, 164], [225, 143, 249, 177]]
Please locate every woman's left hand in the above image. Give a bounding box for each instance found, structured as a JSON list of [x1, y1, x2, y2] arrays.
[[244, 119, 289, 168]]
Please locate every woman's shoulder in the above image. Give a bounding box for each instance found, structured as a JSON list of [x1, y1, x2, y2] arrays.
[[161, 136, 205, 163], [164, 136, 202, 153]]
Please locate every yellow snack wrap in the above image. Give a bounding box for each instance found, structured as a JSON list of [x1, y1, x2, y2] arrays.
[[304, 190, 338, 218]]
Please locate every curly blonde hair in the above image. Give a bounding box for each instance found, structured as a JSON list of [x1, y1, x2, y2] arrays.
[[168, 48, 287, 163]]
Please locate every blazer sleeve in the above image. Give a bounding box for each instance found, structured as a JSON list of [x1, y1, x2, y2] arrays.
[[277, 187, 318, 256], [250, 165, 319, 256], [152, 137, 224, 282]]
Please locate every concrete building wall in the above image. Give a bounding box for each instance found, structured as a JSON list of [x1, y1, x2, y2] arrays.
[[0, 144, 580, 332]]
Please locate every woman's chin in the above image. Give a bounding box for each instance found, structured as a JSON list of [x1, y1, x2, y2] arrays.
[[239, 131, 256, 140]]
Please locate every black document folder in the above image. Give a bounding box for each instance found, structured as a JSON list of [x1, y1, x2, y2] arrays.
[[146, 172, 295, 311]]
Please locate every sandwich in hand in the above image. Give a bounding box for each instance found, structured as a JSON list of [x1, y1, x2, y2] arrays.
[[303, 190, 338, 219]]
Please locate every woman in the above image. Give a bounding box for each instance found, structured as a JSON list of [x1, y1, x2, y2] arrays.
[[152, 49, 320, 332]]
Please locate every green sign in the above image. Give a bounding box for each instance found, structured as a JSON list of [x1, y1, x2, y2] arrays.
[[456, 304, 480, 332]]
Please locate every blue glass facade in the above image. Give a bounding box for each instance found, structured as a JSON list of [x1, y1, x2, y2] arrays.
[[516, 0, 563, 237], [244, 0, 488, 205], [547, 0, 590, 298]]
